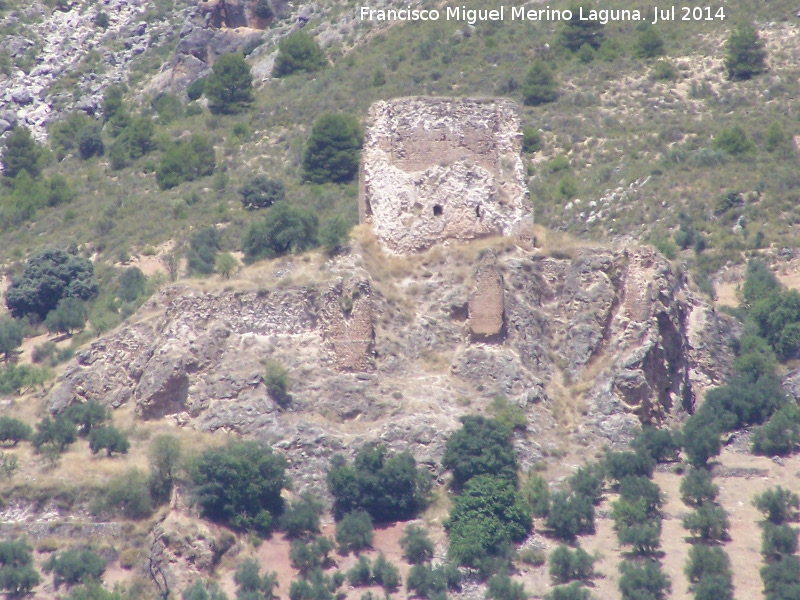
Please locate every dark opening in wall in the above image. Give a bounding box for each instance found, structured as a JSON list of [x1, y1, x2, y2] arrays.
[[433, 204, 443, 216], [476, 205, 481, 218]]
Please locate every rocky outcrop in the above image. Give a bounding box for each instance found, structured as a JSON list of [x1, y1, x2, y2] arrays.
[[147, 508, 237, 599], [45, 243, 735, 490], [359, 97, 533, 254], [0, 0, 176, 146]]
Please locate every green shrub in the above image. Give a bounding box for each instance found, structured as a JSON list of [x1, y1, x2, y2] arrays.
[[575, 44, 594, 64], [94, 468, 154, 519], [752, 405, 800, 456], [680, 468, 719, 508], [2, 126, 42, 179], [545, 491, 595, 541], [242, 203, 319, 262], [327, 443, 430, 521], [521, 127, 541, 153], [156, 135, 216, 190], [5, 248, 98, 320], [0, 318, 24, 362], [604, 450, 654, 484], [567, 463, 604, 505], [50, 112, 92, 159], [44, 547, 106, 587], [681, 415, 721, 468], [489, 395, 527, 431], [149, 434, 182, 505], [117, 267, 147, 303], [64, 401, 109, 437], [0, 539, 41, 596], [631, 427, 681, 463], [0, 417, 31, 445], [192, 440, 288, 535], [186, 227, 220, 276], [618, 476, 663, 516], [682, 503, 730, 542], [618, 559, 670, 600], [765, 122, 789, 153], [692, 574, 733, 600], [725, 22, 766, 81], [521, 473, 550, 518], [273, 32, 327, 77], [186, 77, 206, 101], [335, 510, 374, 553], [182, 579, 229, 600], [760, 555, 800, 599], [44, 297, 88, 335], [32, 416, 78, 454], [559, 5, 604, 52], [754, 487, 800, 525], [290, 537, 334, 575], [32, 341, 57, 364], [280, 493, 323, 538], [714, 126, 755, 155], [634, 26, 664, 58], [522, 61, 558, 106], [347, 555, 371, 587], [239, 175, 285, 210], [652, 60, 676, 81], [302, 114, 362, 184], [234, 558, 278, 599], [215, 253, 239, 279], [548, 544, 594, 585], [264, 360, 291, 407], [400, 524, 434, 565], [545, 582, 591, 600], [205, 52, 254, 115], [406, 564, 461, 599], [684, 544, 731, 584], [78, 124, 104, 159], [289, 569, 335, 600], [320, 216, 351, 256], [486, 573, 527, 600], [443, 415, 518, 488], [94, 10, 109, 28], [372, 553, 400, 592], [89, 426, 130, 457], [0, 364, 51, 396], [761, 523, 799, 559], [446, 475, 531, 569]]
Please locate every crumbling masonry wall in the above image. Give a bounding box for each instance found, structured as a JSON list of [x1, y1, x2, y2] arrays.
[[359, 97, 533, 254]]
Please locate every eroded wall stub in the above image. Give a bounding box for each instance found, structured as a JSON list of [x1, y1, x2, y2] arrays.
[[360, 97, 533, 254]]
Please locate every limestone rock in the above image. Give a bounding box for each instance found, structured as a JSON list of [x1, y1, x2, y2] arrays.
[[359, 97, 533, 254], [44, 244, 736, 489]]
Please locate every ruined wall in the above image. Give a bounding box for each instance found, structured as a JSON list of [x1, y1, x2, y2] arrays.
[[360, 97, 533, 254]]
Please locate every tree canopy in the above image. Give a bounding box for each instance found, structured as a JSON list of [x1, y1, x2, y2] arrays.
[[5, 248, 98, 320], [192, 440, 288, 535], [2, 126, 42, 179], [442, 415, 518, 488], [205, 52, 254, 114], [327, 443, 431, 522], [725, 23, 766, 81], [273, 32, 327, 77], [302, 114, 362, 184]]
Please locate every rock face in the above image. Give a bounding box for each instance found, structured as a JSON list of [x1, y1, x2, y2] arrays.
[[359, 97, 533, 254], [46, 243, 735, 491]]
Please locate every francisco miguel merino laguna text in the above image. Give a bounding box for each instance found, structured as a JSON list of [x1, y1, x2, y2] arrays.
[[359, 5, 726, 24]]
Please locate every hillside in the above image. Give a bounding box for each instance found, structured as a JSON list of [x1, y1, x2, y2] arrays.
[[2, 1, 800, 600]]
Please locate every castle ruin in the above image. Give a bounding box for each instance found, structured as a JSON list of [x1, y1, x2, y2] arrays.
[[359, 97, 533, 254]]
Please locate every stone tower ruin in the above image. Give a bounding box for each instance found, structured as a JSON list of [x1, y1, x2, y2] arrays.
[[359, 97, 533, 254]]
